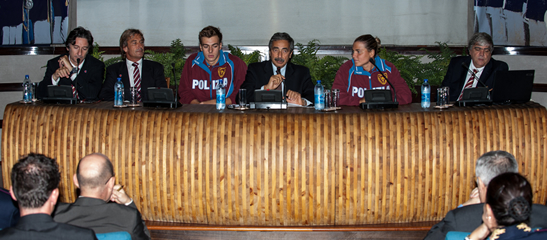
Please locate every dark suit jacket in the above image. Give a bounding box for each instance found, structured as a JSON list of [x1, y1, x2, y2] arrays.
[[53, 197, 150, 240], [99, 60, 166, 101], [37, 54, 105, 101], [0, 213, 97, 240], [441, 56, 508, 101], [241, 61, 315, 102], [0, 188, 19, 229], [423, 203, 547, 240]]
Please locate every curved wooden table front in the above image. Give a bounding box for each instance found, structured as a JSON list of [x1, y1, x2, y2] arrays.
[[2, 102, 547, 226]]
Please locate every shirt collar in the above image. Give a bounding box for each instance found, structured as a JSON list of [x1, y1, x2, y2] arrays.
[[126, 58, 143, 68]]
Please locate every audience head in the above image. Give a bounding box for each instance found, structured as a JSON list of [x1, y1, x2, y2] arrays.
[[199, 26, 223, 66], [268, 32, 294, 68], [483, 172, 532, 230], [468, 32, 494, 68], [352, 34, 381, 70], [475, 150, 518, 202], [10, 153, 60, 212], [120, 28, 145, 61], [75, 153, 115, 201], [65, 27, 93, 65]]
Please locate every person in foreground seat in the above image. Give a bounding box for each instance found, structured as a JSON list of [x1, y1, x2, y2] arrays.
[[423, 150, 547, 240], [466, 172, 547, 240], [0, 153, 97, 240], [53, 153, 150, 240], [332, 34, 412, 106]]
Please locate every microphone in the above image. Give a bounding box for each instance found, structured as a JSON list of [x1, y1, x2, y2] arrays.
[[171, 62, 179, 108], [461, 62, 488, 88], [370, 58, 397, 103]]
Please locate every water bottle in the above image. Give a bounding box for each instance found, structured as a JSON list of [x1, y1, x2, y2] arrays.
[[421, 79, 430, 108], [114, 77, 124, 107], [314, 80, 325, 110], [22, 75, 33, 103], [216, 82, 226, 110]]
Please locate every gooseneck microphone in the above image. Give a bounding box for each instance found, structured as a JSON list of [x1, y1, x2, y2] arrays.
[[370, 58, 398, 103], [461, 62, 488, 88]]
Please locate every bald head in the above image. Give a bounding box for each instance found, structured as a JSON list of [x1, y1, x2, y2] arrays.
[[76, 153, 114, 191]]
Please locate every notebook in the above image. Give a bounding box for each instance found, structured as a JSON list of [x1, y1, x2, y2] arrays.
[[491, 70, 535, 104]]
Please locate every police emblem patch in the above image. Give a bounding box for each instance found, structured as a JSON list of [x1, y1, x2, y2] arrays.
[[378, 74, 387, 85], [218, 67, 226, 78]]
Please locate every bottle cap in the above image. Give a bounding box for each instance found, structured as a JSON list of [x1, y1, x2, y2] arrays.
[[117, 77, 121, 81], [424, 79, 428, 82], [317, 80, 321, 84], [25, 75, 29, 78]]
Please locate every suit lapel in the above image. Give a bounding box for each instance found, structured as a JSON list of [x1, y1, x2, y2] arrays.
[[458, 58, 472, 90], [141, 60, 152, 89], [478, 60, 494, 88]]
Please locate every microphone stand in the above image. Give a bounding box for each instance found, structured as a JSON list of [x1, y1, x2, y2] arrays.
[[171, 63, 179, 108], [370, 58, 398, 103]]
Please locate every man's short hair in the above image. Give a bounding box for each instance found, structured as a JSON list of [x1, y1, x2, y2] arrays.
[[199, 26, 222, 45], [119, 29, 144, 59], [76, 153, 114, 189], [475, 150, 518, 186], [268, 32, 294, 53], [65, 26, 94, 50], [11, 153, 60, 208], [468, 32, 494, 52]]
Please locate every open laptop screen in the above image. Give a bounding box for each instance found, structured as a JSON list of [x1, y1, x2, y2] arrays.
[[491, 70, 535, 104]]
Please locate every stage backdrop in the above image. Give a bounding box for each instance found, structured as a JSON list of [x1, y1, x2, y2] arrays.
[[77, 0, 471, 47]]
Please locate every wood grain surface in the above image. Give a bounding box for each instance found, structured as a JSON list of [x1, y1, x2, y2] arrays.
[[2, 102, 546, 226]]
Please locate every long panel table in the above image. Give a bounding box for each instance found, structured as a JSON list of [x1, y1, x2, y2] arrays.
[[2, 102, 546, 226]]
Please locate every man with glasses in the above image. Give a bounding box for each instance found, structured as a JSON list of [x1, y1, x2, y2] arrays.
[[53, 153, 150, 240], [441, 32, 508, 102], [37, 27, 105, 101]]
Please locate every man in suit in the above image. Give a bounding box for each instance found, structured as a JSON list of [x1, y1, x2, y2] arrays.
[[53, 153, 150, 240], [441, 32, 508, 102], [99, 29, 166, 102], [0, 153, 97, 239], [424, 150, 547, 240], [37, 27, 105, 101], [241, 32, 314, 106], [178, 26, 247, 104], [0, 187, 19, 229]]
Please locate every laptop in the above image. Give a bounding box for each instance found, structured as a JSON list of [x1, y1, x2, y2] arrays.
[[491, 70, 535, 104]]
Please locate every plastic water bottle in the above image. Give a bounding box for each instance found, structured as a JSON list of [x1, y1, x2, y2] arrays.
[[114, 77, 124, 107], [216, 82, 226, 110], [22, 75, 33, 103], [314, 80, 325, 110], [421, 79, 430, 108]]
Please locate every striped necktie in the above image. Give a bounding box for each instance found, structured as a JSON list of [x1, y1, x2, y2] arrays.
[[133, 62, 142, 102], [457, 69, 478, 101]]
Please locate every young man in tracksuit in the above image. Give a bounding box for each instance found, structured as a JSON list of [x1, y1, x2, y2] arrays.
[[178, 26, 247, 104]]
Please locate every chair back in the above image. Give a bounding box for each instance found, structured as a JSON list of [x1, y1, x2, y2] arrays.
[[96, 231, 131, 240]]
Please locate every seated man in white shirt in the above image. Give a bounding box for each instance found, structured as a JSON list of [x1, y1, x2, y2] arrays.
[[37, 26, 105, 101]]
